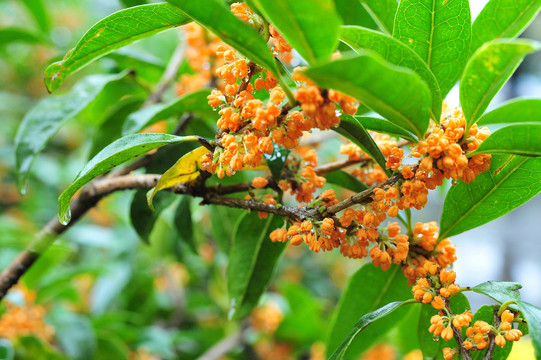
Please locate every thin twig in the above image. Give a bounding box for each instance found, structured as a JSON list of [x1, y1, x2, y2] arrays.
[[144, 41, 186, 105]]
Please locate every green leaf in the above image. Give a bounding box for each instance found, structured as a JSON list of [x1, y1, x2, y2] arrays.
[[264, 143, 291, 182], [439, 154, 541, 238], [122, 89, 214, 134], [130, 190, 174, 244], [250, 0, 341, 64], [210, 206, 243, 253], [516, 301, 541, 359], [303, 52, 431, 139], [341, 26, 442, 120], [333, 114, 391, 176], [354, 116, 417, 142], [472, 281, 521, 309], [174, 196, 196, 253], [106, 48, 166, 84], [393, 0, 471, 97], [21, 0, 50, 33], [276, 283, 325, 344], [460, 39, 540, 128], [57, 133, 198, 225], [47, 311, 96, 360], [470, 124, 541, 157], [478, 98, 541, 126], [334, 0, 378, 29], [359, 0, 398, 35], [471, 0, 541, 55], [227, 212, 285, 320], [471, 305, 514, 360], [166, 0, 277, 74], [15, 72, 131, 193], [326, 264, 412, 359], [44, 4, 190, 92], [324, 170, 368, 193], [0, 27, 48, 47], [329, 299, 417, 360], [89, 98, 145, 158]]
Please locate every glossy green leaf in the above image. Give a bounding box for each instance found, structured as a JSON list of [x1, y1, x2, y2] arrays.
[[122, 89, 214, 135], [334, 114, 391, 176], [517, 301, 541, 359], [470, 124, 541, 157], [472, 281, 521, 308], [0, 28, 48, 47], [391, 304, 421, 354], [44, 4, 190, 92], [264, 144, 291, 182], [21, 0, 50, 33], [471, 305, 514, 360], [227, 212, 285, 320], [166, 0, 277, 74], [250, 0, 341, 64], [335, 0, 378, 29], [58, 134, 198, 225], [460, 39, 540, 128], [393, 0, 471, 97], [15, 72, 130, 193], [341, 26, 442, 120], [304, 53, 431, 139], [326, 265, 412, 359], [359, 0, 398, 35], [478, 98, 541, 126], [324, 170, 368, 193], [329, 299, 417, 360], [130, 190, 174, 244], [353, 116, 417, 142], [471, 0, 541, 55], [439, 154, 541, 238]]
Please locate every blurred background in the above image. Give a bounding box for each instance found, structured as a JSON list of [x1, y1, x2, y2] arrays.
[[0, 0, 540, 359]]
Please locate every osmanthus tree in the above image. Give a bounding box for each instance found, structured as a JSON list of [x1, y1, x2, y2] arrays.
[[2, 0, 541, 359]]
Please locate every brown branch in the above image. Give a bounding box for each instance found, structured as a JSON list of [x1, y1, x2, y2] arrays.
[[483, 307, 501, 360], [326, 172, 403, 214], [0, 158, 398, 301]]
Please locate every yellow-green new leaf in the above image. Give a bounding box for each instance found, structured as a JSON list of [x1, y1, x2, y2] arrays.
[[44, 4, 191, 93], [147, 146, 209, 210]]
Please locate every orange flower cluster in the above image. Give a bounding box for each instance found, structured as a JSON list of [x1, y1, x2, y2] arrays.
[[293, 69, 358, 131], [0, 286, 54, 343], [412, 265, 460, 309], [176, 24, 223, 95], [462, 309, 522, 351], [411, 107, 491, 183], [270, 190, 342, 253], [348, 133, 396, 186], [278, 149, 326, 203]]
